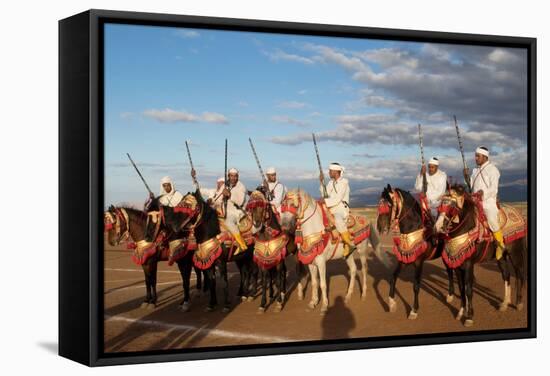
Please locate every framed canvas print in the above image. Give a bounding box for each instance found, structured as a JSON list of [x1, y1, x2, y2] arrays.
[[59, 9, 536, 366]]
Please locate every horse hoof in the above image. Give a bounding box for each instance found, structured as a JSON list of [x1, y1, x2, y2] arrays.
[[146, 303, 156, 310], [344, 296, 352, 305], [241, 296, 248, 302], [257, 307, 266, 314], [499, 303, 509, 312], [408, 311, 418, 320], [361, 294, 367, 302], [464, 319, 474, 327], [455, 307, 464, 320], [516, 303, 524, 311], [140, 302, 149, 309], [205, 306, 215, 312], [446, 294, 454, 304], [247, 296, 255, 302], [180, 302, 191, 313], [308, 301, 317, 310], [222, 306, 231, 313], [297, 294, 304, 301], [320, 306, 328, 315], [274, 303, 283, 313]]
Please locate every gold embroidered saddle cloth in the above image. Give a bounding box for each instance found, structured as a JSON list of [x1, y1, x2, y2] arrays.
[[217, 213, 255, 247], [345, 214, 371, 244], [497, 205, 527, 244]]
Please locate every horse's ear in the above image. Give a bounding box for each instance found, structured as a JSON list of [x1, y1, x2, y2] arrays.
[[109, 204, 114, 211], [387, 183, 392, 192]]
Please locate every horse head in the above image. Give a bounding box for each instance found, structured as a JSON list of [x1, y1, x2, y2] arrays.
[[376, 184, 394, 234], [280, 188, 307, 233], [434, 184, 467, 234], [104, 205, 130, 246], [246, 189, 269, 229]]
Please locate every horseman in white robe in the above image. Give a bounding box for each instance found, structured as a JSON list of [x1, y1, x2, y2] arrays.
[[464, 146, 505, 260], [207, 177, 226, 213], [157, 176, 184, 207], [414, 157, 448, 219], [222, 168, 248, 254], [319, 162, 356, 258], [264, 167, 287, 215]]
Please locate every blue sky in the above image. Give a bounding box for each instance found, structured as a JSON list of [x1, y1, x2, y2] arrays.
[[104, 23, 529, 207]]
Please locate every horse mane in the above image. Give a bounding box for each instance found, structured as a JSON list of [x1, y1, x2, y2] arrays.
[[395, 188, 421, 214]]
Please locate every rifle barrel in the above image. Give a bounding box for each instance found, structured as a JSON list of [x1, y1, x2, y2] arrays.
[[126, 153, 153, 196]]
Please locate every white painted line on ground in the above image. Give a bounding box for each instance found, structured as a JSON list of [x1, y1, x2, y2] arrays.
[[105, 268, 181, 274], [104, 314, 296, 343], [105, 281, 184, 293]]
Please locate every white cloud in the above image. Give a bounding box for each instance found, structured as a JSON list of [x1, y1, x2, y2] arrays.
[[263, 48, 315, 65], [175, 30, 200, 39], [272, 115, 310, 127], [143, 108, 229, 124], [277, 101, 308, 109]]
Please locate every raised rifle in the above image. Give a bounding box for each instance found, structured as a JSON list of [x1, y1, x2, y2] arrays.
[[453, 115, 472, 193], [312, 133, 329, 199], [248, 137, 273, 200], [417, 124, 428, 194], [185, 140, 200, 191], [126, 153, 154, 197]]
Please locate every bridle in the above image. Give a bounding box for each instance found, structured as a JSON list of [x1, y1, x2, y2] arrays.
[[104, 207, 130, 244], [173, 194, 204, 234], [281, 190, 317, 227], [378, 190, 415, 232], [247, 190, 281, 236], [437, 193, 473, 236]]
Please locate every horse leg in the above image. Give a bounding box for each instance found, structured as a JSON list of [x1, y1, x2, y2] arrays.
[[258, 269, 268, 313], [358, 246, 368, 301], [148, 257, 158, 308], [194, 265, 202, 292], [464, 260, 475, 326], [236, 259, 245, 299], [178, 257, 193, 312], [512, 238, 526, 310], [409, 259, 424, 320], [273, 263, 285, 313], [141, 263, 152, 308], [446, 266, 455, 303], [205, 267, 217, 312], [497, 254, 512, 312], [456, 267, 466, 320], [250, 262, 259, 298], [388, 262, 402, 313], [220, 259, 231, 312], [344, 249, 358, 304], [318, 259, 329, 314], [308, 264, 319, 309], [296, 259, 307, 300]]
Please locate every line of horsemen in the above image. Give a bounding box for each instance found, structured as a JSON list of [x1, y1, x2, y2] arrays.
[[105, 144, 527, 325]]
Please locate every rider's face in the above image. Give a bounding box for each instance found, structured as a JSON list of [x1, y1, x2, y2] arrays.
[[162, 183, 172, 193], [475, 153, 487, 166], [329, 169, 341, 180], [428, 164, 438, 175], [228, 173, 238, 186], [267, 173, 276, 183]]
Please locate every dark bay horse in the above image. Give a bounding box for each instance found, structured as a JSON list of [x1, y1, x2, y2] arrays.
[[434, 185, 527, 326], [161, 190, 257, 312], [104, 205, 203, 310], [377, 185, 454, 320], [246, 189, 294, 313]]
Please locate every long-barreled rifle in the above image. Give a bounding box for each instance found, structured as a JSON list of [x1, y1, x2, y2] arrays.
[[453, 115, 472, 193], [126, 153, 154, 197], [312, 133, 328, 199], [417, 124, 428, 194], [185, 140, 200, 191], [248, 138, 273, 200]]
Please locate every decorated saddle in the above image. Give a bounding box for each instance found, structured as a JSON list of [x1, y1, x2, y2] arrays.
[[253, 233, 288, 270], [296, 201, 371, 265], [217, 213, 255, 254]]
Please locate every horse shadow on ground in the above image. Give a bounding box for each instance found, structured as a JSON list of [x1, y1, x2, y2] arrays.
[[104, 265, 250, 352]]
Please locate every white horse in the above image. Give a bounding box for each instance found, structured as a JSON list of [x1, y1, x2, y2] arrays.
[[280, 188, 382, 314]]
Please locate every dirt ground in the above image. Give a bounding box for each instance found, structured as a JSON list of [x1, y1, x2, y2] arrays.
[[103, 203, 528, 353]]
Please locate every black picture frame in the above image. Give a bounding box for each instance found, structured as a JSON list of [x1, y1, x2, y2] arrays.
[[59, 9, 537, 367]]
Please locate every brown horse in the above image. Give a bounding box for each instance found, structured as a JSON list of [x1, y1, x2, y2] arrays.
[[246, 188, 299, 313], [377, 185, 454, 320], [434, 185, 527, 326], [104, 205, 203, 310]]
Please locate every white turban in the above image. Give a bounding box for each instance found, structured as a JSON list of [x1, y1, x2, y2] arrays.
[[428, 157, 439, 166], [217, 177, 225, 183], [329, 163, 344, 172], [475, 146, 489, 157], [159, 176, 175, 195], [228, 168, 239, 174], [266, 167, 276, 174]]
